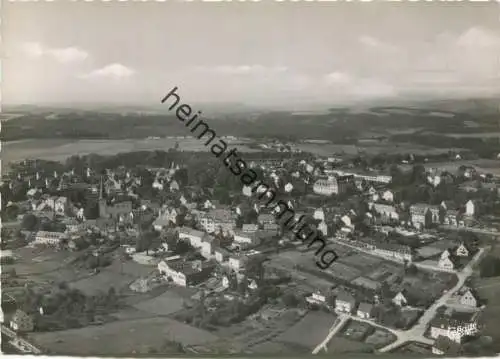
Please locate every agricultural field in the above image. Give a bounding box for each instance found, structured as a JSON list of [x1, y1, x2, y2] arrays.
[[29, 316, 218, 356], [2, 138, 260, 166], [326, 337, 374, 354], [131, 289, 186, 316], [275, 311, 337, 349], [474, 246, 500, 352]]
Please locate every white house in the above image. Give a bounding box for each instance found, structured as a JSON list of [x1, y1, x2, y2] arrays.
[[178, 227, 205, 248], [357, 302, 374, 319], [214, 247, 230, 263], [152, 179, 164, 191], [459, 288, 478, 308], [429, 311, 479, 343], [465, 200, 475, 217], [317, 221, 328, 236], [335, 291, 356, 313], [455, 243, 470, 257], [233, 231, 260, 246], [169, 180, 180, 192], [242, 185, 253, 197], [313, 208, 325, 221], [34, 231, 68, 245], [382, 190, 394, 202], [438, 256, 456, 271], [313, 177, 338, 196], [393, 292, 407, 307], [372, 203, 399, 221], [157, 259, 214, 287], [228, 255, 248, 272], [306, 291, 326, 305]]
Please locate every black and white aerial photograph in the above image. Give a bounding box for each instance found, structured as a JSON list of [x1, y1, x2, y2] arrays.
[[1, 0, 499, 357]]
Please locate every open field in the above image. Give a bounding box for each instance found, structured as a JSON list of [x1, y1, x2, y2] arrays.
[[295, 142, 467, 157], [29, 316, 218, 355], [405, 159, 500, 176], [131, 290, 185, 316], [70, 270, 137, 296], [1, 138, 260, 166], [475, 246, 500, 351], [249, 340, 310, 354], [275, 311, 337, 349], [326, 336, 374, 353]]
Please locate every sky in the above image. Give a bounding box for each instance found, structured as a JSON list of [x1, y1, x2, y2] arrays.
[[3, 1, 500, 108]]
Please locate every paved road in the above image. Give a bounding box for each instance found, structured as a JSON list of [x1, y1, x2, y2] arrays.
[[1, 324, 42, 354], [379, 247, 486, 353], [312, 246, 487, 354]]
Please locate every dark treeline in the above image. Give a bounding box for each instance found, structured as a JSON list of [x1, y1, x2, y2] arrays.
[[2, 108, 496, 143]]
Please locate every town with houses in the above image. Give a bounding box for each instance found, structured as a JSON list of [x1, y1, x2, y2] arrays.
[[2, 140, 500, 356]]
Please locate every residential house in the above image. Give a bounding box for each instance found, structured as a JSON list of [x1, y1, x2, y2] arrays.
[[382, 190, 394, 203], [198, 209, 236, 235], [313, 177, 339, 196], [178, 227, 205, 247], [465, 200, 475, 217], [357, 302, 374, 319], [43, 196, 69, 215], [455, 243, 471, 257], [373, 243, 413, 262], [392, 289, 420, 307], [242, 224, 258, 233], [10, 310, 34, 332], [443, 210, 461, 227], [317, 221, 328, 236], [157, 259, 215, 287], [214, 247, 231, 263], [228, 254, 248, 272], [257, 213, 275, 226], [410, 204, 429, 229], [335, 291, 356, 313], [429, 310, 479, 343], [410, 204, 440, 229], [169, 180, 180, 192], [242, 185, 253, 197], [233, 230, 261, 246], [34, 231, 68, 246], [313, 208, 325, 221], [153, 208, 177, 231], [372, 203, 399, 221], [441, 200, 458, 211], [306, 291, 327, 306], [459, 288, 479, 308], [438, 255, 457, 271]]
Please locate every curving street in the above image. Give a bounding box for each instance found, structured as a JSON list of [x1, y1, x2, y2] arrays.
[[312, 247, 486, 354]]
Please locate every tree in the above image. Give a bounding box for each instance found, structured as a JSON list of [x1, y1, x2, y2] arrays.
[[21, 214, 38, 231], [282, 293, 299, 307], [479, 255, 500, 278]]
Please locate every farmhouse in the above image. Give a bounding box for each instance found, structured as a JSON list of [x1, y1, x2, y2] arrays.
[[157, 259, 215, 287], [429, 310, 479, 343], [335, 291, 356, 314], [357, 302, 374, 319]]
